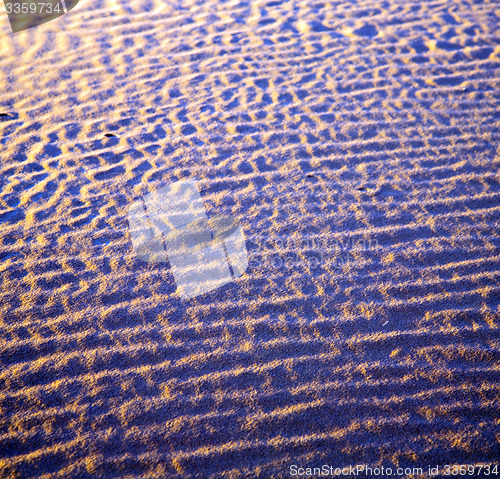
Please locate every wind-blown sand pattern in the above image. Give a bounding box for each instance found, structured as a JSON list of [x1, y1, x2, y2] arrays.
[[1, 0, 500, 477]]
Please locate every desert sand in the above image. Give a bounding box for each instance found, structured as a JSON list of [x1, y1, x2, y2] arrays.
[[0, 0, 499, 477]]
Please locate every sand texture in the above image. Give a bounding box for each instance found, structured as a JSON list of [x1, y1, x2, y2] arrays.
[[1, 0, 500, 477]]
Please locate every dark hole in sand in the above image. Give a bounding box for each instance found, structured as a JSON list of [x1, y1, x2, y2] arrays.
[[105, 133, 117, 138], [0, 113, 11, 117], [358, 187, 366, 191]]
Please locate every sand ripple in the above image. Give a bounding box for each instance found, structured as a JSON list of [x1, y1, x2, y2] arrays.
[[0, 0, 499, 477]]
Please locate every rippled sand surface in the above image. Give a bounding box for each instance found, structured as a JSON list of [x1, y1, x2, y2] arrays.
[[1, 0, 499, 477]]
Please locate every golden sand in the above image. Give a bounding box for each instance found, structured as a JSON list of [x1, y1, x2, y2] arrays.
[[0, 0, 499, 476]]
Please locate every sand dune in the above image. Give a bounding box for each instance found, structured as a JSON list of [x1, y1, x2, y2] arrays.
[[0, 0, 499, 477]]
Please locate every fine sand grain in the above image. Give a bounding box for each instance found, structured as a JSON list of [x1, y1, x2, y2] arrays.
[[0, 0, 499, 477]]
